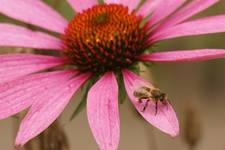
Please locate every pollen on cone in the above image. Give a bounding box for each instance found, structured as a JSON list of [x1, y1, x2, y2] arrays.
[[61, 4, 149, 72]]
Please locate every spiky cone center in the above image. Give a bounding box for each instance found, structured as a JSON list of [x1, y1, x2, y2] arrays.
[[62, 4, 149, 73]]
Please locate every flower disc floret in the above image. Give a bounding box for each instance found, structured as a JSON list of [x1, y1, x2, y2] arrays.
[[62, 4, 148, 72]]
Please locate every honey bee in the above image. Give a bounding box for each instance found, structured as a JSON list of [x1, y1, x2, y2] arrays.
[[133, 86, 169, 114]]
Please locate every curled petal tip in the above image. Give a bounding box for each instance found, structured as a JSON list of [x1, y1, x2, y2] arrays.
[[15, 141, 24, 149], [169, 120, 180, 137], [171, 131, 179, 138], [158, 103, 180, 137]]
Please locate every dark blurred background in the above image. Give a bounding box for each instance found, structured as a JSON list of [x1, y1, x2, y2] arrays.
[[0, 0, 225, 150]]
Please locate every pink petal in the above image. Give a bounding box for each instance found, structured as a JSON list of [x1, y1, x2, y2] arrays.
[[105, 0, 139, 12], [154, 0, 219, 34], [137, 0, 163, 17], [0, 54, 65, 83], [67, 0, 98, 12], [0, 23, 63, 50], [15, 73, 91, 146], [147, 0, 186, 27], [139, 49, 225, 63], [87, 72, 120, 150], [0, 0, 68, 34], [151, 15, 225, 42], [0, 70, 76, 119], [122, 69, 179, 137]]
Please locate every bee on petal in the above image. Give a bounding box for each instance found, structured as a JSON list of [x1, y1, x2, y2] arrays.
[[133, 86, 169, 114]]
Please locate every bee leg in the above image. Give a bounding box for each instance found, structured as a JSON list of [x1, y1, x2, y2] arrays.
[[166, 99, 171, 111], [155, 101, 158, 115], [166, 103, 169, 111], [163, 100, 169, 111], [142, 100, 149, 112], [138, 98, 143, 103], [137, 98, 150, 112]]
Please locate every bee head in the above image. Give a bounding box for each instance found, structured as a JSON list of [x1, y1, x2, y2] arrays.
[[159, 93, 166, 101]]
